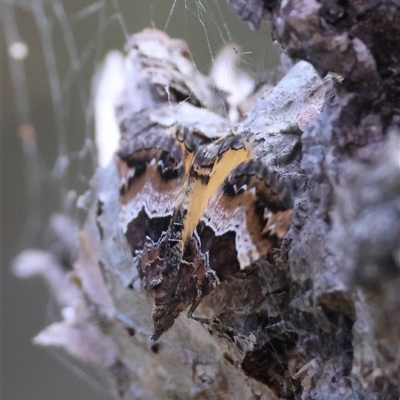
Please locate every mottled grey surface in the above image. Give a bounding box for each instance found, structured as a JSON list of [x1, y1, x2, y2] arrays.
[[230, 0, 400, 399]]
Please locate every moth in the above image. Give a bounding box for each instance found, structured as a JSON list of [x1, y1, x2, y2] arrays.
[[117, 121, 292, 340]]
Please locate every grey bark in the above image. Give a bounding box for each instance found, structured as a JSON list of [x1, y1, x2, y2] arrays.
[[13, 1, 400, 399]]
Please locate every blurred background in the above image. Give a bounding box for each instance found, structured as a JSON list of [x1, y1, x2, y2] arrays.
[[2, 1, 280, 399]]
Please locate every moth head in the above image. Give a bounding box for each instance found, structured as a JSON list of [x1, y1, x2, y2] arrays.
[[151, 310, 175, 341]]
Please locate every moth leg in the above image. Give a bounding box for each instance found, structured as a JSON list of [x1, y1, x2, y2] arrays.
[[186, 291, 212, 326], [187, 293, 202, 318], [190, 315, 211, 325], [127, 274, 140, 289], [187, 290, 210, 325], [187, 263, 221, 321], [186, 294, 208, 325]]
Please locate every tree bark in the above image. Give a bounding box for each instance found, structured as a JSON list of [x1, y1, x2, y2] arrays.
[[14, 1, 400, 399]]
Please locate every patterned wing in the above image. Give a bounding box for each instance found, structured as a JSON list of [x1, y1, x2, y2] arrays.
[[197, 160, 293, 279], [117, 122, 205, 289]]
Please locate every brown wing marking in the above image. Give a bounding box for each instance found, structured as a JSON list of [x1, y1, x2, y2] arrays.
[[198, 160, 293, 271], [117, 125, 205, 253]]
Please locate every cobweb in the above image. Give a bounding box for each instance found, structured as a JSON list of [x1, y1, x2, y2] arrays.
[[3, 1, 280, 399]]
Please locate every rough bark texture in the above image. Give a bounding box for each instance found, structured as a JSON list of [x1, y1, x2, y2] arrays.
[[14, 1, 400, 399]]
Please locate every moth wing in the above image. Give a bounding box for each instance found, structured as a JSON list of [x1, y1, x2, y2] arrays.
[[197, 160, 293, 275], [117, 123, 211, 286]]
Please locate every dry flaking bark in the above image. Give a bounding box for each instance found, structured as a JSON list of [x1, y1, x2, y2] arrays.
[[13, 1, 400, 399], [230, 0, 400, 398]]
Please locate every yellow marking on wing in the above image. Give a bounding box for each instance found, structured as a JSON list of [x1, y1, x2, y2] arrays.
[[182, 144, 252, 242], [168, 137, 197, 213], [179, 142, 195, 178]]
